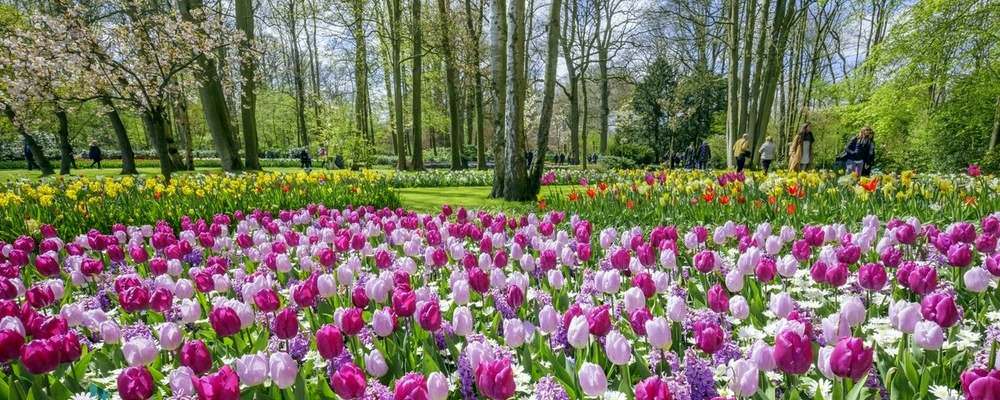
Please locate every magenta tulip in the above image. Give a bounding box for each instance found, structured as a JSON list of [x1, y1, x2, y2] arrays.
[[475, 358, 516, 400], [773, 330, 813, 374], [829, 337, 873, 380]]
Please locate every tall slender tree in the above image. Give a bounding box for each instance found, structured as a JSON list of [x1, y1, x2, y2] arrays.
[[527, 0, 562, 196], [178, 0, 244, 172], [501, 0, 529, 200], [411, 0, 425, 170], [490, 0, 508, 197], [438, 0, 465, 170], [236, 0, 261, 170], [464, 0, 487, 169]]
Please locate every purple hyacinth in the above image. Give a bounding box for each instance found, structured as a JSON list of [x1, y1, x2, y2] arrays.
[[121, 322, 154, 341], [457, 352, 477, 400], [711, 341, 742, 366], [684, 350, 718, 400], [183, 250, 203, 267], [865, 367, 890, 400], [364, 381, 393, 400], [534, 376, 570, 400], [666, 375, 692, 400], [289, 333, 310, 360], [492, 290, 517, 320]]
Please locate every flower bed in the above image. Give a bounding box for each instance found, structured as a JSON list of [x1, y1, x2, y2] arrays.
[[0, 171, 400, 241], [0, 205, 998, 399], [539, 170, 1000, 229], [384, 169, 625, 188]]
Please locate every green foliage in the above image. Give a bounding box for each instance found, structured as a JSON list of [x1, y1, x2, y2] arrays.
[[608, 140, 655, 165], [598, 155, 637, 170], [809, 0, 1000, 172], [617, 57, 727, 165]]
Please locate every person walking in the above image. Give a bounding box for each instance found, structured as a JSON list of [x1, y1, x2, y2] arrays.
[[843, 127, 875, 176], [788, 123, 814, 171], [24, 141, 38, 170], [684, 143, 696, 169], [88, 141, 103, 169], [733, 134, 751, 172], [299, 148, 312, 171], [758, 136, 776, 173], [698, 140, 712, 170]]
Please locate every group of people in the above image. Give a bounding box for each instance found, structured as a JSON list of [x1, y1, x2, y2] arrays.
[[676, 142, 713, 169], [730, 123, 875, 176]]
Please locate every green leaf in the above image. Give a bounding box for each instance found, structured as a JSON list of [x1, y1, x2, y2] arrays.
[[846, 377, 868, 400]]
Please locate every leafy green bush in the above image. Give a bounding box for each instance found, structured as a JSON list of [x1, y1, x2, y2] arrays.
[[609, 142, 655, 166], [599, 155, 636, 169]]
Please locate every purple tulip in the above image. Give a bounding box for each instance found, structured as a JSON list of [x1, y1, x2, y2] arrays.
[[858, 263, 887, 291], [773, 329, 813, 374], [829, 337, 873, 380], [920, 293, 960, 328], [329, 362, 366, 399], [707, 284, 729, 313]]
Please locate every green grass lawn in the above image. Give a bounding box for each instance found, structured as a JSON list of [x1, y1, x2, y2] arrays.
[[394, 186, 559, 213], [395, 185, 566, 212]]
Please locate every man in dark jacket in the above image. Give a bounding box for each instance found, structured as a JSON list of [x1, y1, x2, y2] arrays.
[[24, 142, 38, 170], [88, 141, 103, 169], [698, 141, 711, 170]]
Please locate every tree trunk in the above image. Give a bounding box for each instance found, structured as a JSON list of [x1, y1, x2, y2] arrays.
[[179, 0, 244, 172], [4, 106, 53, 175], [751, 0, 797, 157], [382, 60, 399, 158], [237, 0, 262, 170], [501, 0, 529, 200], [307, 0, 323, 126], [490, 0, 508, 197], [287, 0, 310, 150], [581, 74, 590, 169], [561, 0, 580, 164], [143, 108, 173, 181], [438, 0, 464, 170], [172, 96, 196, 171], [389, 0, 408, 169], [101, 96, 138, 174], [597, 44, 609, 154], [736, 0, 760, 157], [353, 0, 372, 146], [464, 0, 487, 169], [990, 95, 1000, 151], [744, 0, 771, 152], [55, 109, 73, 175], [725, 0, 741, 168], [528, 0, 561, 196], [411, 0, 424, 170]]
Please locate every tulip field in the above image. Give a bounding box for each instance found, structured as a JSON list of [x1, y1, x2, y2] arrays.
[[0, 169, 999, 400]]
